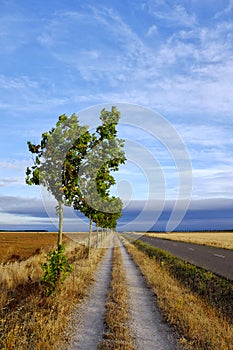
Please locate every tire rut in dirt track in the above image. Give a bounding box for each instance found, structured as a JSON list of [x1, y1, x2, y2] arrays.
[[117, 236, 179, 350], [66, 236, 114, 350], [65, 235, 178, 349]]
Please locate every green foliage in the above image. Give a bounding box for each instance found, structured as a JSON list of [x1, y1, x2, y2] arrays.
[[26, 114, 89, 204], [26, 114, 91, 246], [26, 108, 126, 247], [71, 107, 126, 231], [132, 239, 233, 322], [41, 245, 73, 296]]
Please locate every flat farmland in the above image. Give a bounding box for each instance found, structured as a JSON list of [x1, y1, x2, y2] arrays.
[[64, 232, 89, 243], [64, 232, 101, 245], [145, 231, 233, 249], [0, 231, 71, 263]]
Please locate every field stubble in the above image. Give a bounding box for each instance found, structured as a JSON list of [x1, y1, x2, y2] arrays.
[[0, 231, 107, 349], [145, 231, 233, 250]]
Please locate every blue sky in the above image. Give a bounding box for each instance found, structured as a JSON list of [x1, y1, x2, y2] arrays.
[[0, 0, 233, 231]]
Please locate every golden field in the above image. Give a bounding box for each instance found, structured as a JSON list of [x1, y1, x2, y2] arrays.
[[0, 231, 90, 264], [145, 231, 233, 250], [0, 231, 59, 263]]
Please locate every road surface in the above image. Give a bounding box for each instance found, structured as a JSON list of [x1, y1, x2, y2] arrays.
[[126, 234, 233, 281]]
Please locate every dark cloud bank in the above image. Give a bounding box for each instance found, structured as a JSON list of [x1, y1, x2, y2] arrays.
[[0, 196, 232, 232]]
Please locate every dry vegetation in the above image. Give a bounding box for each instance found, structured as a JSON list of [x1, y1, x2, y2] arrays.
[[122, 238, 233, 350], [0, 232, 108, 349], [145, 231, 233, 250], [98, 236, 135, 350]]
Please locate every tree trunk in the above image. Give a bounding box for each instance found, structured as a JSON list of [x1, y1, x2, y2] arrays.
[[58, 200, 63, 248], [88, 219, 92, 255], [96, 226, 99, 248]]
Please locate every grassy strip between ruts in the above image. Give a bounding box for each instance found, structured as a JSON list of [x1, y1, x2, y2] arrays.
[[0, 240, 107, 350], [122, 238, 233, 350], [98, 236, 135, 350]]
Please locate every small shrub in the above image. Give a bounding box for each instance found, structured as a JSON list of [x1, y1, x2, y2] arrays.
[[41, 245, 73, 296]]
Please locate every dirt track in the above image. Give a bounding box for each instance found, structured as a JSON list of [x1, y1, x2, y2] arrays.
[[64, 234, 178, 349]]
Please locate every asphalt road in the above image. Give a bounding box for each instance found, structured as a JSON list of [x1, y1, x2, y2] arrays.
[[129, 234, 233, 281]]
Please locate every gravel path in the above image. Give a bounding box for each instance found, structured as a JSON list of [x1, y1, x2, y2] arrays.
[[66, 236, 113, 350], [117, 237, 179, 350], [64, 234, 179, 350]]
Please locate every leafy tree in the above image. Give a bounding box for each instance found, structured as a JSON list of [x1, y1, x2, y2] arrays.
[[26, 107, 126, 254], [25, 114, 90, 247], [72, 107, 126, 250]]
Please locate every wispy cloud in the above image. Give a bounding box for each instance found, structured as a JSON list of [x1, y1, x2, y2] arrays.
[[192, 167, 233, 199], [0, 160, 29, 170], [143, 1, 197, 28], [214, 0, 233, 19], [0, 14, 29, 53], [146, 24, 158, 37], [0, 177, 23, 187], [0, 74, 70, 113], [176, 124, 233, 147], [1, 4, 232, 119], [0, 1, 233, 221]]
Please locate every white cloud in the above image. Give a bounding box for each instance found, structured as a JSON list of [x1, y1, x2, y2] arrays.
[[0, 14, 28, 53], [192, 167, 233, 199], [144, 1, 197, 27], [0, 2, 233, 209], [214, 0, 233, 18], [176, 124, 233, 147], [0, 177, 23, 187], [146, 24, 158, 37], [5, 5, 230, 119], [0, 160, 29, 170], [0, 74, 70, 113]]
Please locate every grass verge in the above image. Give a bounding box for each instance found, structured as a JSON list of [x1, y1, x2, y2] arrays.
[[0, 240, 106, 350], [98, 236, 135, 350], [133, 239, 233, 322], [122, 238, 233, 350]]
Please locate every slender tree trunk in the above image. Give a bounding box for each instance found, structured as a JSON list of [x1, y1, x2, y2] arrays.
[[96, 225, 99, 248], [88, 219, 93, 255], [58, 200, 63, 248], [90, 219, 93, 246]]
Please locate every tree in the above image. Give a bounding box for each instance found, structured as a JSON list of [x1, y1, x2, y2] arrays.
[[26, 107, 126, 253], [71, 107, 126, 250], [25, 114, 90, 247]]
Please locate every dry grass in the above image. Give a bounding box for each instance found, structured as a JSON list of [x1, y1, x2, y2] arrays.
[[122, 239, 233, 350], [98, 236, 135, 350], [0, 237, 108, 350], [145, 231, 233, 250]]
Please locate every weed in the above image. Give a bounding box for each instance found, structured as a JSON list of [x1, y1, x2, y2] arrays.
[[41, 245, 73, 296]]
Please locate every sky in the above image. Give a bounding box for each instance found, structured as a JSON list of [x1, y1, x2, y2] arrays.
[[0, 0, 233, 232]]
